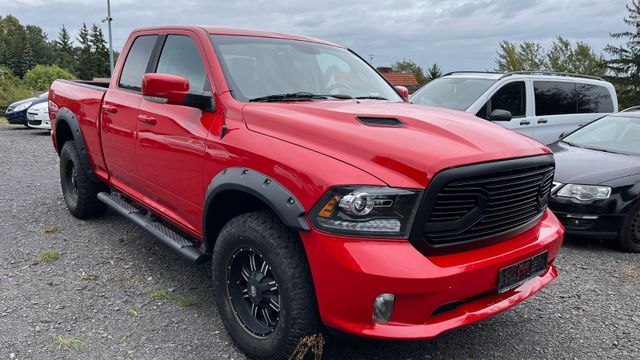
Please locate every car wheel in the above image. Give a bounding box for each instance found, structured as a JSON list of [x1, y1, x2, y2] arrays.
[[616, 202, 640, 253], [59, 141, 107, 219], [212, 210, 320, 360]]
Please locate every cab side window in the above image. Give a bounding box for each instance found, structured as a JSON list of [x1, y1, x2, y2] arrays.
[[119, 35, 158, 91], [156, 35, 208, 93], [477, 81, 526, 119]]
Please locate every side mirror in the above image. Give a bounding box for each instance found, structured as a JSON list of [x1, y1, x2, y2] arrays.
[[395, 86, 409, 101], [142, 73, 190, 105], [489, 109, 512, 121]]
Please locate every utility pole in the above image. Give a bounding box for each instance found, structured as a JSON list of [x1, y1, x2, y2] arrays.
[[102, 0, 114, 76]]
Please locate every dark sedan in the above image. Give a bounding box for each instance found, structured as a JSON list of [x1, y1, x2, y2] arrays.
[[549, 111, 640, 252], [4, 92, 48, 126]]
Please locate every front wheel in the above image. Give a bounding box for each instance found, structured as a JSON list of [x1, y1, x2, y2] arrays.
[[212, 211, 320, 359], [59, 141, 107, 219], [616, 203, 640, 253]]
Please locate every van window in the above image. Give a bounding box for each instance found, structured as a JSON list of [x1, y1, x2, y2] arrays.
[[576, 84, 614, 113], [490, 81, 526, 117], [119, 35, 158, 91], [156, 35, 208, 93], [534, 81, 576, 116]]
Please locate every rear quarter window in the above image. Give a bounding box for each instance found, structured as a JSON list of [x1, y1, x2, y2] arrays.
[[576, 83, 614, 113], [119, 35, 158, 91]]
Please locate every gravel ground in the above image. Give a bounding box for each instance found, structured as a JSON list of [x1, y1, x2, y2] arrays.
[[1, 124, 639, 360]]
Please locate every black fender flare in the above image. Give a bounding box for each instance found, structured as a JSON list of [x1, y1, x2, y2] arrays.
[[203, 167, 310, 243], [55, 108, 98, 181]]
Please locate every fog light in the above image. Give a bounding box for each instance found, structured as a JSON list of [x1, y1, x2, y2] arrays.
[[373, 293, 395, 323]]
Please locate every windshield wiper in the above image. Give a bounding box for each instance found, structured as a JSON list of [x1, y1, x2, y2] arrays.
[[562, 141, 628, 155], [249, 92, 352, 102], [354, 96, 388, 100]]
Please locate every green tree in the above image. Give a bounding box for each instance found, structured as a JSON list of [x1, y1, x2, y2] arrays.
[[90, 24, 110, 78], [0, 15, 27, 76], [605, 0, 640, 108], [496, 40, 547, 72], [53, 25, 75, 73], [547, 36, 606, 76], [0, 66, 32, 113], [392, 59, 429, 86], [24, 64, 76, 91], [426, 63, 442, 80], [75, 23, 93, 80]]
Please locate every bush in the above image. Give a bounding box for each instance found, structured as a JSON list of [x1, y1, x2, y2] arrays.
[[24, 64, 76, 91], [0, 66, 32, 113]]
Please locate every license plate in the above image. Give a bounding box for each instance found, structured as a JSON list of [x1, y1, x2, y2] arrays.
[[498, 251, 548, 293]]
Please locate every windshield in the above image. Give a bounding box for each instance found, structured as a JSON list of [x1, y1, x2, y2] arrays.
[[562, 115, 640, 155], [209, 35, 402, 102], [410, 77, 496, 110]]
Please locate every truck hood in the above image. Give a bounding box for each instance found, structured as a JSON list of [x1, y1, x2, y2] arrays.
[[242, 100, 550, 188]]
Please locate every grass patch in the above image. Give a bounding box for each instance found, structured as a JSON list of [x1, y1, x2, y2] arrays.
[[150, 289, 171, 301], [127, 307, 140, 317], [38, 250, 60, 264], [54, 335, 85, 350], [0, 116, 7, 125], [176, 295, 197, 308], [43, 226, 61, 234], [79, 272, 99, 281]]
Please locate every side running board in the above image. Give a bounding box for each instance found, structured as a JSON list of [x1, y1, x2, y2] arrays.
[[97, 192, 209, 264]]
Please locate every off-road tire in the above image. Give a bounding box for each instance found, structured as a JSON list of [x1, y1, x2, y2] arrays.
[[59, 141, 107, 219], [212, 210, 320, 359]]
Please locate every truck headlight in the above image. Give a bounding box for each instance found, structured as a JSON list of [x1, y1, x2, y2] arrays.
[[556, 184, 611, 201], [310, 186, 421, 237], [13, 102, 32, 112]]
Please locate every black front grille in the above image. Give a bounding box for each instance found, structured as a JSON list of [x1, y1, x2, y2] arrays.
[[413, 155, 555, 250]]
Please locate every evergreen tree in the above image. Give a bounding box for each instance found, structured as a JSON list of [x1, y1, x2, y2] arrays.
[[426, 63, 443, 81], [0, 15, 27, 76], [90, 24, 110, 78], [75, 23, 93, 80], [605, 0, 640, 108], [53, 25, 75, 73]]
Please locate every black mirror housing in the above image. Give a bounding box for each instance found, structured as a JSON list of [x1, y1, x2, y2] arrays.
[[489, 109, 512, 121]]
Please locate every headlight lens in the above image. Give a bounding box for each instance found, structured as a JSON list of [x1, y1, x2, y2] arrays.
[[13, 102, 32, 112], [556, 184, 611, 201], [311, 186, 421, 237]]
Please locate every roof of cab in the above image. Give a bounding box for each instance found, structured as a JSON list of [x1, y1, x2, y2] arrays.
[[131, 25, 342, 47]]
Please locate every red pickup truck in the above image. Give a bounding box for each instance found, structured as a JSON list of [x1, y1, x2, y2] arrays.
[[49, 26, 564, 359]]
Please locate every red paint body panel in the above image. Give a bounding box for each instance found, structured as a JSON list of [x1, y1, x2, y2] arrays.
[[49, 26, 564, 340]]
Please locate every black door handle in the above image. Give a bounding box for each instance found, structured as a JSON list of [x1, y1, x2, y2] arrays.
[[538, 119, 548, 124], [520, 120, 531, 125]]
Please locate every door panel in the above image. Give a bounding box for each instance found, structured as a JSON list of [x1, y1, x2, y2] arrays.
[[477, 80, 534, 137], [135, 34, 213, 233]]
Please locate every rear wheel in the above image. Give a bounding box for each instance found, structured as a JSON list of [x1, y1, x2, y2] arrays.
[[616, 202, 640, 253], [59, 141, 107, 219], [212, 210, 320, 359]]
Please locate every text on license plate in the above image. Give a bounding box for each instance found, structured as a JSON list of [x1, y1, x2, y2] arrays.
[[498, 251, 548, 293]]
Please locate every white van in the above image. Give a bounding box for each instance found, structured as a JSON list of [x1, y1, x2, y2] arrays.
[[409, 71, 618, 144]]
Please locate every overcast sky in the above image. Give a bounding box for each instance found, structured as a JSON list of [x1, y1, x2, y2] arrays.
[[2, 0, 631, 72]]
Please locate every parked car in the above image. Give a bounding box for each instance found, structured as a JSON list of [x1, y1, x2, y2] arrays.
[[409, 72, 618, 144], [4, 92, 48, 126], [549, 111, 640, 252], [49, 26, 564, 359], [26, 101, 51, 130]]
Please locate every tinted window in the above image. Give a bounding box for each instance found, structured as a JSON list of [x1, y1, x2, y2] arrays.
[[490, 81, 526, 117], [534, 81, 576, 116], [119, 35, 158, 91], [156, 35, 208, 93], [576, 84, 614, 113], [410, 77, 496, 110]]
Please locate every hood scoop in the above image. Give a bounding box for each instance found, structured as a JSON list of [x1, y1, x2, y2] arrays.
[[356, 116, 404, 127]]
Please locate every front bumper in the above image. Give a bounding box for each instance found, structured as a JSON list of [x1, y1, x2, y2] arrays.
[[26, 112, 51, 130], [549, 196, 623, 240], [5, 110, 28, 124], [301, 209, 563, 339]]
